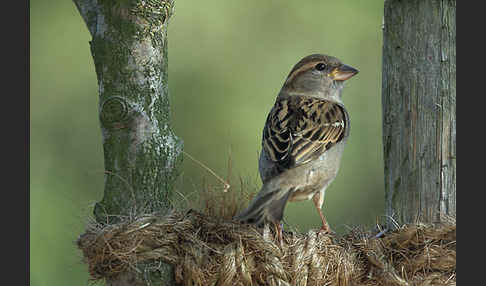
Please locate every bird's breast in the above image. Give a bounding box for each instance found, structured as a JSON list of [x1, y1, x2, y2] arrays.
[[259, 139, 347, 202]]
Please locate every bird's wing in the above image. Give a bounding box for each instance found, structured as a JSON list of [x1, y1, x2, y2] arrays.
[[262, 96, 347, 170]]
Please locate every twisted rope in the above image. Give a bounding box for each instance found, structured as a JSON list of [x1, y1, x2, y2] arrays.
[[77, 210, 455, 285]]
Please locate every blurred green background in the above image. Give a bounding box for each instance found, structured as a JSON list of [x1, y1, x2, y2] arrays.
[[30, 0, 384, 285]]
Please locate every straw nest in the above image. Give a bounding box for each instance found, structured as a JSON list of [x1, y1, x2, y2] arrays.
[[77, 209, 456, 285]]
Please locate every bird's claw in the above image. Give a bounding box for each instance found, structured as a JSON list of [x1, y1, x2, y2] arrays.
[[318, 224, 335, 235]]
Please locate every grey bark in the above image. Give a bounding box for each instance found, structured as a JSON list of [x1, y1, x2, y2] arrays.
[[382, 0, 455, 226], [73, 0, 181, 285]]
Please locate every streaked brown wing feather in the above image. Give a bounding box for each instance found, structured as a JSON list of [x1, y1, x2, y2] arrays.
[[262, 96, 347, 170]]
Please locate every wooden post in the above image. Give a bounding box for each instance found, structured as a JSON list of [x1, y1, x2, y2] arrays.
[[382, 0, 455, 226]]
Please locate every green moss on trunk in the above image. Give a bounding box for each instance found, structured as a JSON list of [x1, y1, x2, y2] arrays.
[[74, 0, 180, 284]]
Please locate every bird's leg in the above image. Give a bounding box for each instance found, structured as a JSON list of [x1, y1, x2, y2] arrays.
[[312, 191, 332, 234], [316, 207, 331, 233], [274, 221, 283, 245]]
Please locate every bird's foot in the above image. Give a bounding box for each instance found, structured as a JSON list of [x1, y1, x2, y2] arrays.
[[318, 224, 335, 235]]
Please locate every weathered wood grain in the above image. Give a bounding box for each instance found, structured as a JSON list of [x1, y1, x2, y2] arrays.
[[382, 0, 455, 225]]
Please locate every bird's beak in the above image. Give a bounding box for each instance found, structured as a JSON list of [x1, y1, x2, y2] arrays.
[[330, 64, 359, 81]]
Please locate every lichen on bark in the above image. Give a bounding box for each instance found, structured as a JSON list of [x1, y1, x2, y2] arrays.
[[74, 0, 180, 284], [74, 0, 181, 223]]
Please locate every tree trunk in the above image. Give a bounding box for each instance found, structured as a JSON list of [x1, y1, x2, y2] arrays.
[[382, 0, 455, 226], [73, 0, 182, 284]]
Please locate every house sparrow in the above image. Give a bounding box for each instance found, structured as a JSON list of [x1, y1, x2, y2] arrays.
[[235, 54, 358, 234]]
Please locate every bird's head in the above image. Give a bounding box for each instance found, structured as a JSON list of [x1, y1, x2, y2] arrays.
[[280, 54, 358, 101]]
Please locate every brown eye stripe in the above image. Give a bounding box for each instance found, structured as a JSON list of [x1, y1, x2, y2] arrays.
[[288, 54, 332, 75], [284, 54, 343, 85], [285, 62, 321, 85]]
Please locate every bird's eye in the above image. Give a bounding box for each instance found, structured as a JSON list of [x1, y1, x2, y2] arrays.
[[315, 63, 326, 71]]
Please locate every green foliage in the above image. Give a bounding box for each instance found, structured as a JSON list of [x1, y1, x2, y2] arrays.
[[30, 0, 385, 285]]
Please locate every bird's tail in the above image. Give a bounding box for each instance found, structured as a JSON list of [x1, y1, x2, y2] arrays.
[[234, 180, 293, 226]]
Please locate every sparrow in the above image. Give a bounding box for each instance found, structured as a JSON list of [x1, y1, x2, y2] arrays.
[[235, 54, 358, 235]]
